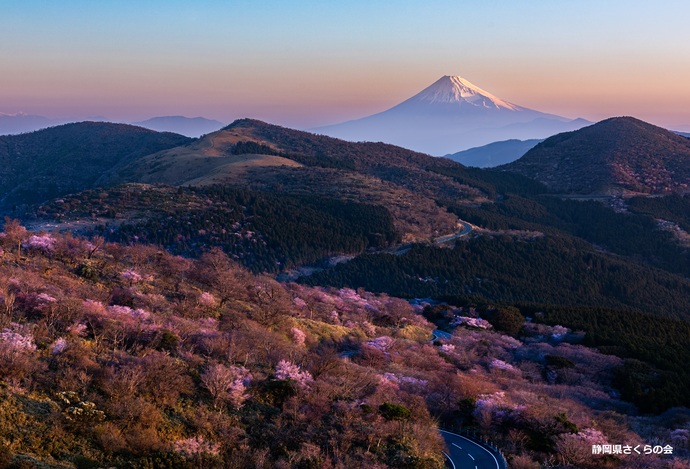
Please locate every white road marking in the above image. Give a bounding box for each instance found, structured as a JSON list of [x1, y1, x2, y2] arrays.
[[469, 454, 475, 460], [442, 451, 456, 469], [438, 429, 501, 469], [452, 443, 463, 449]]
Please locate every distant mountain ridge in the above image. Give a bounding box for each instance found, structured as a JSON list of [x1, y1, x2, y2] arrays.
[[445, 138, 542, 168], [314, 75, 589, 155], [501, 117, 690, 194], [0, 112, 66, 135], [0, 113, 225, 138], [0, 122, 191, 207]]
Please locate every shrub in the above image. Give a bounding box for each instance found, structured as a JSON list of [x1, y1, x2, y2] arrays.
[[76, 261, 100, 280], [379, 403, 411, 421], [56, 391, 105, 428]]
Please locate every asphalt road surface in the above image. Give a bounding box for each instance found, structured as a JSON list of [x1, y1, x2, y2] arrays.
[[432, 329, 453, 341], [440, 429, 503, 469], [434, 220, 473, 244]]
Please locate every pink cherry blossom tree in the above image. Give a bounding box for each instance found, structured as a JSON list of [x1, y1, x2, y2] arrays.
[[200, 363, 252, 408], [275, 359, 313, 389]]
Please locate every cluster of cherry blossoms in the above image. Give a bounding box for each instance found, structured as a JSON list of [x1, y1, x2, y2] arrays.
[[120, 269, 143, 283], [0, 327, 36, 351], [51, 337, 68, 355], [451, 316, 492, 329], [522, 322, 574, 343], [82, 299, 151, 323], [473, 391, 526, 422], [198, 291, 218, 308], [289, 327, 306, 346], [24, 234, 56, 253], [274, 360, 313, 389], [365, 336, 394, 352], [173, 436, 221, 458], [381, 372, 428, 392], [107, 305, 151, 321], [489, 358, 518, 372]]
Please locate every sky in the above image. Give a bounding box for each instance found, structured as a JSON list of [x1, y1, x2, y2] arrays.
[[2, 0, 690, 130]]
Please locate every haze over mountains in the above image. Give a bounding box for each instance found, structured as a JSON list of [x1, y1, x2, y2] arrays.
[[0, 113, 224, 138], [314, 75, 590, 155], [6, 74, 690, 165], [0, 112, 67, 135], [132, 116, 225, 137], [445, 138, 542, 168]]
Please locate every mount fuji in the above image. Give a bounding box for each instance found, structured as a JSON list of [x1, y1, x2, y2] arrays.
[[313, 75, 589, 155]]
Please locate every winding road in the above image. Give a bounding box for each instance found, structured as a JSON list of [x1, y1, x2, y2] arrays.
[[432, 329, 453, 341], [434, 220, 473, 245], [440, 429, 504, 469], [384, 219, 474, 256]]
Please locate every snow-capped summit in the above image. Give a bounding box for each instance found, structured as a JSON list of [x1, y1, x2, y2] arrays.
[[313, 74, 589, 155], [407, 75, 521, 111]]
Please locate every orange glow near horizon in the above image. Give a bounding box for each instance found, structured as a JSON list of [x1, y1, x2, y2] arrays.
[[3, 1, 690, 130], [4, 61, 690, 131]]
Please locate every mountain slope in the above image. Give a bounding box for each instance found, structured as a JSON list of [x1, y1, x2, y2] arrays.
[[133, 115, 225, 137], [105, 118, 490, 240], [33, 183, 401, 273], [0, 122, 191, 207], [445, 139, 542, 168], [501, 117, 690, 194], [314, 75, 589, 155]]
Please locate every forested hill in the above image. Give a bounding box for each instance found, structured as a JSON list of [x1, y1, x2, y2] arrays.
[[300, 190, 690, 411], [221, 118, 465, 171], [110, 118, 487, 203], [501, 116, 690, 194], [301, 234, 690, 318], [94, 119, 507, 242], [33, 184, 399, 273], [7, 117, 690, 426], [217, 119, 524, 200], [0, 122, 192, 207]]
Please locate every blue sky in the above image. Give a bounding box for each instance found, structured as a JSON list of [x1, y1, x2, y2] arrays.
[[2, 0, 690, 129]]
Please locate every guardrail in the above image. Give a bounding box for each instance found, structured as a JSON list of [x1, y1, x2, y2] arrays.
[[439, 425, 509, 469]]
